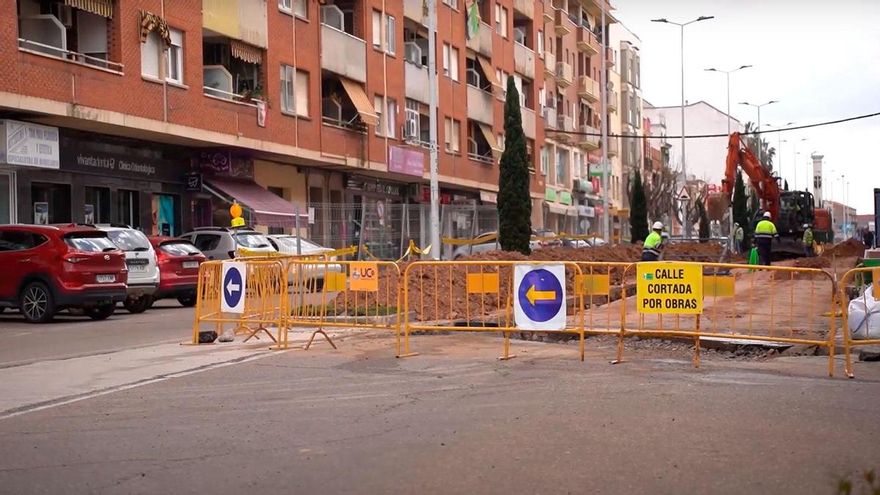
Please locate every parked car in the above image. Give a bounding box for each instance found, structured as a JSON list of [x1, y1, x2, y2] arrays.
[[149, 236, 206, 307], [0, 224, 127, 323], [180, 227, 276, 260], [451, 231, 548, 259], [267, 235, 343, 290], [533, 229, 563, 247], [94, 224, 160, 314]]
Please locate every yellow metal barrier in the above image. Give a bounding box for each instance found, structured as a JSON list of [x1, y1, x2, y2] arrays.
[[401, 261, 586, 361], [617, 261, 839, 375], [191, 259, 287, 345], [278, 260, 402, 352], [838, 266, 880, 378]]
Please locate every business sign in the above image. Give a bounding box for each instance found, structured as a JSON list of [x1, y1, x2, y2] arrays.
[[221, 262, 247, 313], [349, 262, 379, 292], [636, 262, 703, 314], [388, 145, 425, 178], [60, 134, 183, 183], [185, 173, 203, 192], [514, 265, 566, 330], [0, 120, 60, 169]]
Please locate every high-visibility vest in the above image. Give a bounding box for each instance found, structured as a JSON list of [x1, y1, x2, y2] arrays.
[[803, 228, 814, 246], [755, 220, 778, 240], [643, 231, 663, 256]]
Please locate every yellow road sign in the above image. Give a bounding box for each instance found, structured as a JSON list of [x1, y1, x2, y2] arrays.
[[637, 262, 703, 314]]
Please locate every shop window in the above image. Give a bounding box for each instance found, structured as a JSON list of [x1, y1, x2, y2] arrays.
[[84, 186, 111, 224], [31, 182, 71, 224], [152, 194, 179, 236], [117, 189, 140, 229], [0, 174, 11, 224], [267, 187, 286, 235], [17, 0, 121, 72], [191, 199, 212, 228]]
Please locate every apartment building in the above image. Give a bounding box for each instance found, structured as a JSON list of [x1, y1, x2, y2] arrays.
[[0, 0, 613, 239]]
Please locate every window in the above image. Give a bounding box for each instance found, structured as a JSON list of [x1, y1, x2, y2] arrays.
[[0, 231, 47, 252], [444, 118, 460, 152], [495, 4, 508, 38], [374, 96, 397, 137], [386, 98, 397, 137], [280, 0, 307, 17], [141, 31, 162, 79], [537, 30, 544, 56], [442, 0, 458, 9], [167, 29, 183, 84], [372, 11, 396, 55], [404, 100, 420, 142], [540, 146, 549, 175], [193, 234, 221, 252], [442, 43, 459, 81], [281, 65, 309, 116]]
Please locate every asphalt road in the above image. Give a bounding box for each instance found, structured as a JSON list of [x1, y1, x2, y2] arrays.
[[0, 333, 878, 494], [0, 300, 193, 367]]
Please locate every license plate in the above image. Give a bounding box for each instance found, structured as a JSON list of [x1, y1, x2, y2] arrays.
[[128, 264, 147, 272], [96, 274, 116, 283], [182, 261, 199, 269]]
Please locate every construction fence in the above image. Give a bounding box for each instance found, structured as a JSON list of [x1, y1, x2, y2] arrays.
[[190, 256, 880, 379]]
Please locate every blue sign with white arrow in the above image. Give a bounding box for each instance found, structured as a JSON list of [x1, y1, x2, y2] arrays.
[[221, 262, 246, 313], [516, 267, 564, 323]]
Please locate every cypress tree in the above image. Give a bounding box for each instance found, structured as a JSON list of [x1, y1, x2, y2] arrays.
[[497, 76, 532, 255], [629, 169, 648, 243], [697, 200, 710, 242], [732, 170, 749, 232]]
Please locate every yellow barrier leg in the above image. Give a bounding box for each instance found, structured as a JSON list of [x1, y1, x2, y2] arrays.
[[579, 328, 585, 362], [304, 329, 337, 350], [693, 315, 702, 369], [498, 331, 516, 361]]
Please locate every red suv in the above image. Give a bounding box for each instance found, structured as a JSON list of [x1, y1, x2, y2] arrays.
[[149, 236, 206, 307], [0, 225, 128, 323]]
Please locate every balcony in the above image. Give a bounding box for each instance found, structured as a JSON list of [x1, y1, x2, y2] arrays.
[[522, 107, 536, 139], [555, 62, 573, 88], [466, 21, 493, 58], [404, 0, 424, 24], [606, 46, 615, 68], [578, 125, 600, 151], [513, 0, 534, 19], [576, 27, 600, 56], [405, 62, 429, 104], [605, 136, 619, 157], [543, 106, 557, 130], [514, 43, 535, 79], [607, 89, 618, 112], [554, 10, 571, 36], [467, 85, 495, 125], [321, 24, 366, 83], [543, 7, 554, 24], [577, 75, 599, 103], [557, 114, 574, 143], [543, 51, 556, 78]]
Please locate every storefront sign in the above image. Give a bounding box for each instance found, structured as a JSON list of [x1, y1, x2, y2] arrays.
[[350, 177, 402, 197], [559, 191, 573, 206], [388, 145, 425, 178], [185, 173, 203, 192], [0, 120, 59, 169], [33, 202, 48, 225], [544, 187, 557, 202], [196, 150, 254, 179], [420, 186, 452, 204], [578, 205, 595, 218], [60, 135, 182, 183]]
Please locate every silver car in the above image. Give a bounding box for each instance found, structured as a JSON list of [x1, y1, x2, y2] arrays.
[[180, 227, 276, 260]]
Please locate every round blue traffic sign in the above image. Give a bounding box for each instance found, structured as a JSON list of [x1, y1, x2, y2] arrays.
[[517, 268, 563, 322], [223, 266, 243, 308]]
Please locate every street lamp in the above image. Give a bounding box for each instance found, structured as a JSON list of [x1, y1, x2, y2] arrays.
[[783, 137, 808, 190], [705, 65, 752, 134], [764, 122, 795, 186], [739, 100, 778, 164], [652, 15, 714, 237]]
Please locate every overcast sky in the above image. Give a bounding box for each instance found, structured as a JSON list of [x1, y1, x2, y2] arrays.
[[614, 0, 880, 214]]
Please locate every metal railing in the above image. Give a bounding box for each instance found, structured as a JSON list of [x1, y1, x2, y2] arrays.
[[18, 38, 124, 73]]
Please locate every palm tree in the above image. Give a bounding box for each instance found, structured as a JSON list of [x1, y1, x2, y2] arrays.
[[742, 122, 775, 172]]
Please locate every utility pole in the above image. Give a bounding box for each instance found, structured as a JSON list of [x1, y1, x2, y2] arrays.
[[427, 0, 440, 259], [600, 1, 609, 241]]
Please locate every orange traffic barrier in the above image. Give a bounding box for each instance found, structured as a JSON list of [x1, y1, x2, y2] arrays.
[[838, 266, 880, 378]]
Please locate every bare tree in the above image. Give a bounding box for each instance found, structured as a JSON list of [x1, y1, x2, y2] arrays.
[[643, 165, 678, 222]]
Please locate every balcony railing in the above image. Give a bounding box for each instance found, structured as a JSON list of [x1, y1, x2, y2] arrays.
[[606, 136, 619, 156], [321, 24, 367, 83], [577, 75, 599, 103], [521, 107, 536, 139], [554, 9, 571, 36], [543, 106, 557, 130], [465, 21, 493, 58], [543, 51, 556, 78], [606, 46, 615, 68], [404, 0, 424, 24], [514, 42, 535, 79], [557, 114, 574, 132], [576, 28, 600, 55], [555, 62, 573, 87], [607, 89, 619, 112], [467, 85, 494, 125], [18, 38, 123, 73], [202, 85, 263, 108], [405, 62, 429, 104], [578, 125, 600, 150]]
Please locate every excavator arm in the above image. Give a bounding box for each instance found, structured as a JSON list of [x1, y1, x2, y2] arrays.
[[721, 132, 781, 220]]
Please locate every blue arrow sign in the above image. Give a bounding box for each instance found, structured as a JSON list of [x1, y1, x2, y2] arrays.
[[517, 268, 563, 323], [223, 265, 243, 308]]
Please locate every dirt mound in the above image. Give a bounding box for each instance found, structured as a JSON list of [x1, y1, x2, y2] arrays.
[[822, 239, 866, 258]]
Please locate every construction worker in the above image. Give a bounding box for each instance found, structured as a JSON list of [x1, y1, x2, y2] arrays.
[[802, 224, 814, 257], [733, 222, 744, 254], [641, 221, 664, 261], [754, 211, 779, 266]]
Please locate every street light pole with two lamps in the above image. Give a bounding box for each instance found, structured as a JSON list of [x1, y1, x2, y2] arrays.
[[704, 65, 752, 134], [739, 100, 778, 164]]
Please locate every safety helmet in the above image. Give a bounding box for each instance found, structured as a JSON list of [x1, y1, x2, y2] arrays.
[[652, 221, 664, 230], [763, 211, 772, 219], [734, 222, 739, 227], [803, 224, 810, 229]]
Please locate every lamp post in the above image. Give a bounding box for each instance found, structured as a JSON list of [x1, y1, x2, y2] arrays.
[[739, 100, 778, 164], [652, 15, 714, 238], [785, 138, 808, 190], [704, 65, 752, 134], [763, 122, 794, 185]]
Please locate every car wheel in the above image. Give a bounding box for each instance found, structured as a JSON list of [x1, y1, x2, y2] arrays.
[[123, 295, 152, 314], [85, 304, 116, 321], [20, 282, 55, 323], [177, 294, 197, 307]]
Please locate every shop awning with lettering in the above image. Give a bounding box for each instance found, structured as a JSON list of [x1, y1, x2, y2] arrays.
[[339, 78, 379, 126], [204, 178, 306, 228]]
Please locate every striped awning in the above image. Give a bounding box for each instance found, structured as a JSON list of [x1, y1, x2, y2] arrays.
[[230, 40, 263, 65], [339, 78, 379, 126], [65, 0, 114, 19]]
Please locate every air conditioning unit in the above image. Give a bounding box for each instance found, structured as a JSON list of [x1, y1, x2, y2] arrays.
[[52, 4, 74, 28]]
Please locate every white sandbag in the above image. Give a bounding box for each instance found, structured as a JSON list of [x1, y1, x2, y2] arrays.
[[848, 285, 880, 340]]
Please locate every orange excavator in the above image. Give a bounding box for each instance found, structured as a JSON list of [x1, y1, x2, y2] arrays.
[[713, 132, 831, 256]]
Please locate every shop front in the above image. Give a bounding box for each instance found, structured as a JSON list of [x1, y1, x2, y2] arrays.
[[0, 119, 61, 224], [543, 187, 577, 233]]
